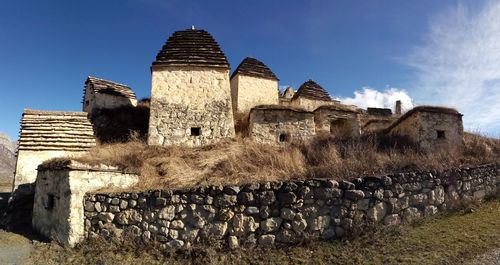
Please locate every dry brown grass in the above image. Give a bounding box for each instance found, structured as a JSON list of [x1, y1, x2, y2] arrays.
[[61, 132, 499, 190]]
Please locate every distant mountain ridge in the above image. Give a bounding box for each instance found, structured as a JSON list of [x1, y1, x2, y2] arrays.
[[0, 133, 16, 183]]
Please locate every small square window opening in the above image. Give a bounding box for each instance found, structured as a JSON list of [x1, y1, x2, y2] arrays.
[[191, 127, 201, 136], [437, 130, 446, 139]]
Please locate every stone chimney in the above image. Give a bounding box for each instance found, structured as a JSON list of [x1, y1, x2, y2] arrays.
[[395, 100, 402, 115]]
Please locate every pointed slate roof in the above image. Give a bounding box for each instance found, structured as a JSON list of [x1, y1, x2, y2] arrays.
[[293, 80, 331, 101], [231, 57, 278, 80], [152, 28, 229, 69], [85, 76, 136, 100], [18, 109, 96, 152]]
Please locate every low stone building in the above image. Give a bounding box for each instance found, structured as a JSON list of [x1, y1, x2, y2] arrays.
[[33, 160, 138, 247], [359, 106, 399, 134], [83, 76, 137, 116], [290, 80, 339, 111], [248, 105, 315, 144], [13, 110, 96, 189], [386, 106, 464, 151], [314, 105, 360, 138], [148, 28, 235, 147], [230, 57, 279, 114]]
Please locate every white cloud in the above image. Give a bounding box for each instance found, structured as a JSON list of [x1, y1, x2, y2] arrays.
[[337, 87, 414, 113], [406, 0, 500, 133]]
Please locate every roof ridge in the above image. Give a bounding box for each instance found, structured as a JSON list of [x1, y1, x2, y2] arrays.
[[152, 28, 230, 69], [293, 79, 331, 101], [86, 76, 131, 88], [231, 57, 279, 81]]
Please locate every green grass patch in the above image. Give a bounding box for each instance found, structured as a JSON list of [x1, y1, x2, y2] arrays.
[[26, 199, 500, 265]]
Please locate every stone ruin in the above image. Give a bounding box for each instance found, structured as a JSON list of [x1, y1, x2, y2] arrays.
[[10, 26, 466, 191], [286, 79, 342, 111], [147, 29, 236, 147], [83, 76, 137, 117], [5, 26, 475, 249], [387, 106, 464, 152], [230, 57, 279, 114], [13, 109, 96, 190]]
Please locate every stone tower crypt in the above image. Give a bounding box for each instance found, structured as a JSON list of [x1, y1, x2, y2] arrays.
[[148, 28, 235, 147]]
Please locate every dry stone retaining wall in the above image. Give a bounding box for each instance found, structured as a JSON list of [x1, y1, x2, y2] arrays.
[[83, 164, 499, 249]]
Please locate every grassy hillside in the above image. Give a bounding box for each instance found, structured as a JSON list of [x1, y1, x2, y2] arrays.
[[45, 132, 500, 190]]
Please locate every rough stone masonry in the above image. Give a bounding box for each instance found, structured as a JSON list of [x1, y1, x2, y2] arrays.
[[83, 164, 499, 249]]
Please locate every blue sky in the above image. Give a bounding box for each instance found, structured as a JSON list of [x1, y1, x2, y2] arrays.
[[1, 0, 498, 140]]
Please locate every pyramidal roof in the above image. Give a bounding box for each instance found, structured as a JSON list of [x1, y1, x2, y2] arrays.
[[152, 28, 229, 69], [85, 76, 136, 100], [18, 109, 96, 152], [231, 57, 278, 80], [293, 80, 331, 101]]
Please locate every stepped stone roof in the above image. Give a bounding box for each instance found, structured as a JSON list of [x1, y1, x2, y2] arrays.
[[293, 80, 331, 101], [315, 104, 359, 113], [85, 76, 136, 100], [231, 57, 278, 80], [367, 107, 392, 116], [152, 29, 229, 69], [251, 104, 310, 114], [18, 109, 96, 152]]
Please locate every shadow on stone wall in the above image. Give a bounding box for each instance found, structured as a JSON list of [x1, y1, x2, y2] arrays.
[[91, 99, 150, 143]]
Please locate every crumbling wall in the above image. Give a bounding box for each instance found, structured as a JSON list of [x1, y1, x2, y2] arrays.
[[248, 106, 315, 144], [84, 88, 137, 116], [290, 97, 338, 112], [314, 107, 360, 138], [148, 66, 235, 147], [388, 109, 464, 151], [82, 164, 499, 249], [32, 162, 138, 247], [230, 75, 279, 114]]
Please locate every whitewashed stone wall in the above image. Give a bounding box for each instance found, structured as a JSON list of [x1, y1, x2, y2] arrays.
[[314, 107, 360, 138], [230, 75, 279, 114], [33, 161, 138, 247], [148, 66, 235, 147], [83, 164, 499, 249], [249, 108, 316, 144], [83, 86, 137, 116], [14, 150, 84, 189]]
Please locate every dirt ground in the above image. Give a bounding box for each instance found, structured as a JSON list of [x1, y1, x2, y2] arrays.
[[0, 230, 32, 265]]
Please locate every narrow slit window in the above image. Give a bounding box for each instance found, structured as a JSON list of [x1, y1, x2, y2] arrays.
[[191, 127, 201, 136], [44, 194, 55, 210], [437, 130, 446, 139]]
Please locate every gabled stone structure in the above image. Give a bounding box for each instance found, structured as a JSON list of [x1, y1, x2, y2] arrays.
[[230, 57, 279, 114], [248, 105, 315, 144], [314, 105, 360, 138], [387, 106, 464, 151], [14, 109, 96, 189], [279, 86, 295, 106], [148, 28, 235, 147], [290, 80, 339, 111], [83, 76, 137, 116]]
